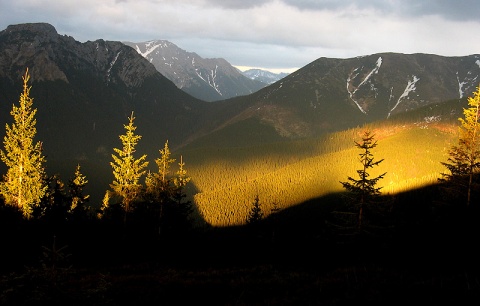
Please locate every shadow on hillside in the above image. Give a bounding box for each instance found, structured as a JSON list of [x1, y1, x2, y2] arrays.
[[1, 177, 479, 270], [210, 180, 480, 266]]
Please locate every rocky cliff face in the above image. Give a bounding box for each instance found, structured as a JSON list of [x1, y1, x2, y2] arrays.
[[0, 23, 69, 82]]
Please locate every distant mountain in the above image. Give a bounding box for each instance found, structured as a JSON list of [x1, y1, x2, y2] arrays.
[[123, 40, 266, 102], [241, 68, 289, 84]]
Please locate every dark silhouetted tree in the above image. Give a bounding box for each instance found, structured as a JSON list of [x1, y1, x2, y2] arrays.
[[165, 155, 194, 235], [340, 131, 386, 229], [39, 174, 69, 228], [246, 194, 264, 225]]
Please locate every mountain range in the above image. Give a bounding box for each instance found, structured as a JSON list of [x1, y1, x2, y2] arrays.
[[1, 22, 480, 203], [123, 40, 267, 102]]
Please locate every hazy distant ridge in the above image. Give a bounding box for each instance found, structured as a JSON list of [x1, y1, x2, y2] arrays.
[[241, 68, 289, 84]]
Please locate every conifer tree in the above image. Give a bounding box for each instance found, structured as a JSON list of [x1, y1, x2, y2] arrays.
[[439, 85, 480, 207], [173, 155, 191, 205], [39, 174, 68, 223], [340, 131, 386, 229], [67, 164, 90, 218], [109, 112, 148, 220], [0, 68, 47, 218], [145, 140, 175, 203], [170, 155, 193, 231], [98, 190, 112, 219], [246, 194, 264, 225], [145, 140, 176, 235]]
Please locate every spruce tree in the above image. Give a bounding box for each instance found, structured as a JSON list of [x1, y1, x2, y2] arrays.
[[144, 140, 176, 235], [246, 194, 264, 225], [67, 164, 90, 219], [173, 155, 191, 205], [439, 85, 480, 207], [40, 174, 68, 224], [145, 140, 175, 203], [340, 131, 386, 229], [0, 68, 47, 218], [171, 155, 193, 232], [109, 112, 149, 220]]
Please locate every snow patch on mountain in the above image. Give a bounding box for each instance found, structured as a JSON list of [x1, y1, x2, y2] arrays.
[[456, 58, 480, 98], [346, 56, 383, 114], [388, 75, 420, 118], [457, 72, 468, 98], [134, 40, 169, 58], [193, 64, 222, 95], [207, 65, 221, 95], [358, 57, 382, 89], [106, 51, 121, 82]]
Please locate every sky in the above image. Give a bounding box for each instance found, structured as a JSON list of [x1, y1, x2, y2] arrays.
[[1, 0, 479, 73]]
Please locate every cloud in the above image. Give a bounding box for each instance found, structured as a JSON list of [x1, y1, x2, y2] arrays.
[[201, 0, 271, 9], [283, 0, 480, 21], [1, 0, 479, 72]]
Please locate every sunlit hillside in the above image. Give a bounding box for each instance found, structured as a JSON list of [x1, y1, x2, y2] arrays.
[[179, 120, 458, 227], [173, 97, 465, 227]]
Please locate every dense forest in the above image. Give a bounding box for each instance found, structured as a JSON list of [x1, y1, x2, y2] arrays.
[[1, 69, 479, 305]]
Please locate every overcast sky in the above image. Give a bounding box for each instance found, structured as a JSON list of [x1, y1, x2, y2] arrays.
[[1, 0, 479, 73]]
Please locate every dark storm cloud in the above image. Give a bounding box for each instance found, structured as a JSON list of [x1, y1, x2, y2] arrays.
[[0, 0, 479, 72], [405, 0, 480, 21], [282, 0, 480, 21]]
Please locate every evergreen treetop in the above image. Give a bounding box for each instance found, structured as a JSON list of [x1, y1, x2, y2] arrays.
[[109, 111, 149, 212], [340, 130, 386, 229], [340, 131, 386, 200]]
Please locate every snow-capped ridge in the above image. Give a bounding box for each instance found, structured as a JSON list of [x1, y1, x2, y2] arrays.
[[123, 40, 265, 101]]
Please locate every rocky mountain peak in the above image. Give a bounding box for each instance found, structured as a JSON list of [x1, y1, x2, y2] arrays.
[[5, 22, 58, 38], [123, 40, 266, 101], [0, 23, 66, 82], [0, 23, 161, 87]]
